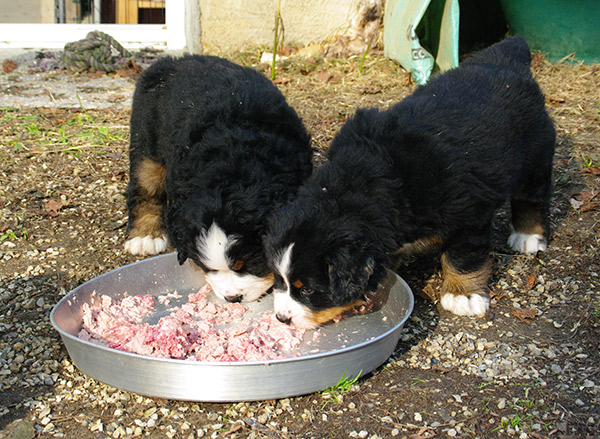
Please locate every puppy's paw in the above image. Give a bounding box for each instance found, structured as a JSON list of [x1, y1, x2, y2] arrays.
[[124, 235, 167, 256], [440, 293, 489, 316], [507, 231, 546, 254]]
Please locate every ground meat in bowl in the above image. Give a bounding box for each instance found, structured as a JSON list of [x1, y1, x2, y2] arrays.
[[78, 284, 307, 362]]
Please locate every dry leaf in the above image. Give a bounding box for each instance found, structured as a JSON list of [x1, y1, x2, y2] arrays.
[[421, 284, 437, 301], [317, 71, 332, 82], [582, 166, 600, 175], [432, 363, 455, 374], [43, 199, 68, 216], [272, 77, 292, 85], [525, 274, 538, 292], [511, 307, 537, 323], [2, 59, 18, 73]]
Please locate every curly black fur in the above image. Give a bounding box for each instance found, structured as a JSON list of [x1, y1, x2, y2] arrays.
[[127, 55, 313, 280], [265, 36, 555, 316]]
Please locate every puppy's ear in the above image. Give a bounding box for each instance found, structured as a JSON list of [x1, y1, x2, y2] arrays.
[[327, 249, 376, 305], [177, 250, 188, 266]]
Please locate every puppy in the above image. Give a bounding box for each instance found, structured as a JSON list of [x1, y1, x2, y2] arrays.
[[265, 36, 555, 328], [124, 55, 313, 303]]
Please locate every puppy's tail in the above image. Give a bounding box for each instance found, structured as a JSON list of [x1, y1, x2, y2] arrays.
[[462, 36, 532, 73]]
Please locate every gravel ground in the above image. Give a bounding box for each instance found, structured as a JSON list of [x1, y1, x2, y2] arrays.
[[0, 49, 599, 438]]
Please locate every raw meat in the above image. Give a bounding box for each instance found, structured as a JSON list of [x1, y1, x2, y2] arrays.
[[78, 284, 307, 362]]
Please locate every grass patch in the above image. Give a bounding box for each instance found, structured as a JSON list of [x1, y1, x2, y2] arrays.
[[0, 107, 128, 156], [320, 370, 362, 402]]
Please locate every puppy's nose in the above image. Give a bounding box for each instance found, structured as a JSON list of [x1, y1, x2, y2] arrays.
[[225, 294, 243, 303], [276, 313, 292, 325]]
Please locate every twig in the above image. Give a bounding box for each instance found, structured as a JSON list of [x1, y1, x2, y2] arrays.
[[243, 417, 282, 438], [271, 0, 282, 81], [30, 145, 96, 154]]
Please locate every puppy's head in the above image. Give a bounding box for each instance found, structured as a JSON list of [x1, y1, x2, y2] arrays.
[[167, 195, 274, 303], [265, 195, 387, 329]]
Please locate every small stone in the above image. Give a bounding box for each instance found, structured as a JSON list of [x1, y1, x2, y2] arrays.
[[551, 364, 562, 373], [358, 431, 368, 439], [497, 398, 506, 409], [414, 413, 422, 422], [447, 428, 457, 437], [2, 419, 35, 439]]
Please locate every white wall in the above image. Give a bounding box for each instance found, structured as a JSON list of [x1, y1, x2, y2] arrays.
[[200, 0, 356, 53]]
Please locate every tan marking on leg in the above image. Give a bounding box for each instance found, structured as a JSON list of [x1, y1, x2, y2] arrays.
[[128, 158, 167, 239], [306, 299, 366, 326], [511, 199, 545, 236], [137, 158, 167, 196], [440, 253, 491, 298], [128, 202, 165, 238]]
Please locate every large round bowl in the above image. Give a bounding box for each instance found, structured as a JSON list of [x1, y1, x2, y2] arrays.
[[51, 253, 413, 402]]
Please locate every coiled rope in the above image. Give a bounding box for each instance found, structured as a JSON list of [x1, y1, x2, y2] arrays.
[[62, 31, 132, 73]]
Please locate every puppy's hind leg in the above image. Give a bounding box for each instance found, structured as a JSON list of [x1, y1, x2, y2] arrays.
[[508, 118, 554, 254], [508, 169, 553, 254], [124, 158, 168, 256], [439, 227, 492, 317]]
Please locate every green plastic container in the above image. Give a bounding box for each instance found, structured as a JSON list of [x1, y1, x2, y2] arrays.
[[500, 0, 600, 63]]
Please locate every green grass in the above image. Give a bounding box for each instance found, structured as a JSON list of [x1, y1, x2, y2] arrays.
[[321, 370, 362, 402], [410, 377, 427, 387], [493, 413, 534, 432], [0, 229, 27, 242], [0, 107, 128, 156]]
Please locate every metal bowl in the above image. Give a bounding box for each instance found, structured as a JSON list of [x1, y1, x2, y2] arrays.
[[51, 253, 413, 402]]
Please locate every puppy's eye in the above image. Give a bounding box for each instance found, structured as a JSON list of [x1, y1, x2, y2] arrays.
[[232, 260, 244, 271], [292, 279, 304, 289], [301, 287, 314, 296]]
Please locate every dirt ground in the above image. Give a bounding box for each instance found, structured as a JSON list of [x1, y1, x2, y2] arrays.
[[0, 48, 599, 439]]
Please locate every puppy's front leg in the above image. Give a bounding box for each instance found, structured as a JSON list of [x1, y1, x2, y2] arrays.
[[124, 157, 168, 256], [439, 229, 492, 316]]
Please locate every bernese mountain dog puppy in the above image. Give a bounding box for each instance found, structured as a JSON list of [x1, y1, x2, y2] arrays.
[[124, 55, 313, 303], [265, 36, 555, 329]]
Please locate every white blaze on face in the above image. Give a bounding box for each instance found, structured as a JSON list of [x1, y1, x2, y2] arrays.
[[196, 222, 272, 302], [273, 243, 315, 329]]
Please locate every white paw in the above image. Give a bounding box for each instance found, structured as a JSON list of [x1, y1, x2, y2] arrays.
[[440, 293, 489, 316], [124, 236, 167, 256], [507, 231, 546, 254]]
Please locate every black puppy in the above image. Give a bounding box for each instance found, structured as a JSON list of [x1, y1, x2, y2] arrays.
[[265, 36, 555, 328], [124, 55, 313, 303]]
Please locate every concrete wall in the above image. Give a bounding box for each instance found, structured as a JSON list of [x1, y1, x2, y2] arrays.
[[199, 0, 357, 53], [0, 0, 86, 23], [0, 0, 44, 23]]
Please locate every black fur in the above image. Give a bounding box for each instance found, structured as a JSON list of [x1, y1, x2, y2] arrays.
[[265, 36, 555, 314], [127, 55, 313, 278]]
